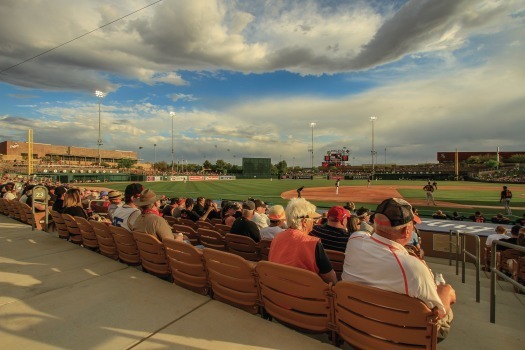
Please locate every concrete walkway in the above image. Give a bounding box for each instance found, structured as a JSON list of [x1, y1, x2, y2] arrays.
[[1, 214, 524, 349]]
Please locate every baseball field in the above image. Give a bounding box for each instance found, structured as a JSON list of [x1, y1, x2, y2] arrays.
[[97, 179, 525, 219]]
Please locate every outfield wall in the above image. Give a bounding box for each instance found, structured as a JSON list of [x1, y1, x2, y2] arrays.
[[146, 175, 236, 182]]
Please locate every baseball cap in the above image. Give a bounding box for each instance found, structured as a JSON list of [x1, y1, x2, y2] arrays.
[[268, 205, 285, 221], [55, 186, 67, 197], [243, 201, 255, 211], [375, 198, 414, 227], [100, 190, 109, 197], [327, 206, 351, 222], [356, 207, 370, 218]]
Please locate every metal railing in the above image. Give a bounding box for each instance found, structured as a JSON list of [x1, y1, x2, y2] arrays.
[[448, 230, 481, 302], [490, 241, 525, 323]]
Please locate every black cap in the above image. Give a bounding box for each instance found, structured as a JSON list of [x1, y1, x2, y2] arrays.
[[375, 198, 414, 227]]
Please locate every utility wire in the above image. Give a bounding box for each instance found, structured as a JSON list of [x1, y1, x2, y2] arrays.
[[0, 0, 163, 75]]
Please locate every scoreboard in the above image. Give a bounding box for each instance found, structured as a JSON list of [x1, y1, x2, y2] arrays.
[[322, 148, 350, 167]]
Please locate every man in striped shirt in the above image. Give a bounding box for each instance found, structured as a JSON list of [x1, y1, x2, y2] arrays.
[[310, 206, 351, 252]]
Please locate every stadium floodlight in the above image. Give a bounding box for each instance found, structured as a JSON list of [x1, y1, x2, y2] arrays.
[[170, 111, 175, 174], [95, 90, 105, 166], [370, 116, 378, 174], [310, 122, 316, 169]]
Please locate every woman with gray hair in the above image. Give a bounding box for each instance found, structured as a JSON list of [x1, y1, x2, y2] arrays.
[[269, 198, 337, 284]]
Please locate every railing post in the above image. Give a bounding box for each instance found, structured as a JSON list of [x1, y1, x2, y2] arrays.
[[490, 240, 497, 323], [461, 234, 466, 283]]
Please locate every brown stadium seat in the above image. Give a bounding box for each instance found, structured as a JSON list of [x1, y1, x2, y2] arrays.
[[172, 224, 199, 245], [11, 200, 22, 221], [179, 218, 198, 230], [90, 221, 118, 260], [255, 261, 333, 335], [258, 239, 272, 261], [0, 198, 8, 215], [213, 223, 231, 236], [164, 238, 209, 295], [132, 231, 171, 279], [61, 213, 83, 245], [17, 201, 28, 223], [332, 281, 439, 349], [164, 216, 179, 227], [225, 233, 260, 261], [210, 218, 222, 225], [325, 249, 345, 281], [109, 225, 140, 265], [498, 249, 523, 275], [197, 228, 226, 251], [50, 210, 70, 240], [6, 199, 17, 218], [203, 248, 260, 314], [196, 220, 214, 230], [75, 216, 99, 250]]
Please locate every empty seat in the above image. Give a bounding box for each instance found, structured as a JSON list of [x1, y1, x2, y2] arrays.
[[197, 228, 226, 251], [50, 210, 70, 240], [258, 239, 272, 261], [172, 224, 199, 245], [214, 223, 231, 236], [0, 198, 8, 215], [256, 261, 333, 334], [132, 231, 171, 279], [91, 221, 118, 260], [332, 281, 439, 349], [203, 248, 259, 314], [75, 217, 99, 250], [210, 218, 222, 225], [325, 249, 345, 281], [164, 238, 209, 295], [179, 218, 198, 229], [164, 216, 179, 227], [61, 213, 83, 245], [225, 233, 260, 261], [109, 225, 140, 265], [196, 220, 214, 230]]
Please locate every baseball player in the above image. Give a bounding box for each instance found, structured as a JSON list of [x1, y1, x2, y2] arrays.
[[423, 181, 436, 206]]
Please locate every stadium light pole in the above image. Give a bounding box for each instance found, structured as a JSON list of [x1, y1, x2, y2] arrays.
[[370, 116, 377, 174], [170, 111, 175, 174], [95, 90, 105, 166], [154, 143, 157, 171], [310, 122, 316, 169]]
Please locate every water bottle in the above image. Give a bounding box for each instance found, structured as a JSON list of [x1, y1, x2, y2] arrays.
[[435, 273, 446, 285]]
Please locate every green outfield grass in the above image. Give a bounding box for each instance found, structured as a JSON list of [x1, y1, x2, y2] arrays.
[[97, 179, 525, 220]]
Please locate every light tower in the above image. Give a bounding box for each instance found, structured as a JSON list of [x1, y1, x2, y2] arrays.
[[310, 122, 316, 169], [95, 90, 105, 166]]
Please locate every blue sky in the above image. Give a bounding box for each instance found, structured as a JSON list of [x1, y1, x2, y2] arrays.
[[1, 0, 524, 167]]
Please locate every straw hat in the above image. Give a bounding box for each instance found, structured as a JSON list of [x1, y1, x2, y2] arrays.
[[133, 189, 159, 206]]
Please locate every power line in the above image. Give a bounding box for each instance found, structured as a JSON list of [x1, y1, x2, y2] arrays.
[[0, 0, 163, 75]]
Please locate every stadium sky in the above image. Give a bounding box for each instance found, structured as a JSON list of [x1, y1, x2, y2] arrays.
[[0, 0, 524, 167]]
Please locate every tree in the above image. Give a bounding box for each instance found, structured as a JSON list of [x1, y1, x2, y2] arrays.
[[215, 159, 227, 172], [117, 158, 135, 169], [203, 160, 212, 171], [275, 160, 288, 174], [506, 154, 525, 163], [484, 159, 499, 169]]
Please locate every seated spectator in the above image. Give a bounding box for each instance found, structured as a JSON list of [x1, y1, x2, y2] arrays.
[[52, 186, 67, 212], [432, 210, 448, 220], [107, 190, 123, 220], [62, 188, 88, 219], [343, 201, 356, 214], [260, 205, 286, 240], [193, 197, 206, 217], [491, 213, 511, 225], [91, 190, 110, 214], [486, 226, 508, 247], [162, 198, 179, 217], [342, 198, 456, 341], [252, 199, 270, 229], [356, 207, 374, 234], [496, 225, 521, 251], [450, 211, 465, 221], [269, 197, 337, 284], [518, 228, 525, 247], [130, 189, 183, 243], [469, 211, 486, 223], [172, 198, 185, 218], [180, 197, 214, 222], [347, 216, 360, 236], [112, 183, 143, 231], [222, 202, 239, 226], [310, 205, 351, 252], [2, 183, 16, 200], [230, 201, 261, 242], [204, 198, 220, 221]]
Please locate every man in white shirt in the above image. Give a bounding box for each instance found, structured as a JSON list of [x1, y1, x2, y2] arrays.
[[252, 199, 270, 230], [342, 198, 456, 341], [485, 226, 508, 247]]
